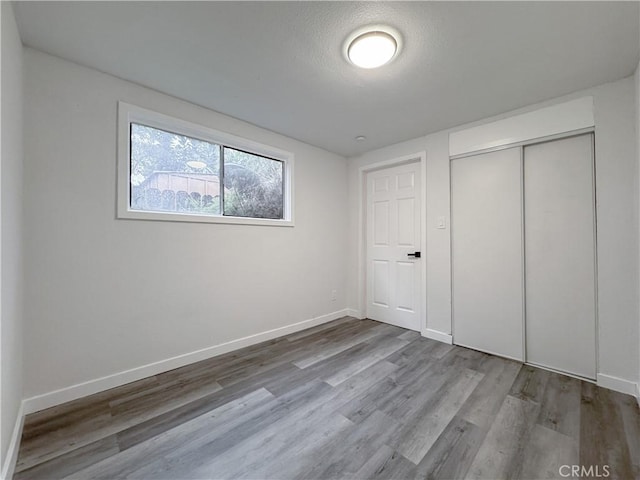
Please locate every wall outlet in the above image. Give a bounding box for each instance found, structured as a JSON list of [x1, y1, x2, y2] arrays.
[[331, 289, 338, 301]]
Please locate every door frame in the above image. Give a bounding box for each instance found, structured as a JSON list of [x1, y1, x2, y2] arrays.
[[356, 152, 427, 334]]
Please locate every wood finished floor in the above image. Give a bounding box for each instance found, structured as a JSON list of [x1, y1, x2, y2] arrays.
[[15, 317, 640, 480]]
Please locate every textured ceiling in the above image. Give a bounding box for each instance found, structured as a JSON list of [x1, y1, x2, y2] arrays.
[[14, 1, 640, 157]]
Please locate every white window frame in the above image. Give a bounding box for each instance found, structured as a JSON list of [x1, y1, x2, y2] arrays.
[[117, 101, 294, 226]]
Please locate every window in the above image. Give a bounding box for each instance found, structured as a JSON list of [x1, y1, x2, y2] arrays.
[[118, 102, 293, 226], [222, 147, 284, 219]]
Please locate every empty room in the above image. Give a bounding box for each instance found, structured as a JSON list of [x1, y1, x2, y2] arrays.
[[2, 1, 640, 479]]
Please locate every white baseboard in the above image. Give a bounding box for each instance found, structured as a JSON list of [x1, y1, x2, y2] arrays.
[[345, 308, 365, 319], [1, 401, 25, 480], [23, 309, 350, 415], [636, 382, 640, 408], [422, 328, 453, 345], [596, 373, 639, 397]]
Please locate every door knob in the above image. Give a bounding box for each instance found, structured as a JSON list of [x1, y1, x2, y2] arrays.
[[407, 252, 421, 258]]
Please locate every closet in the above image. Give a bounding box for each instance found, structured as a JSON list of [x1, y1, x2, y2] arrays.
[[451, 133, 597, 379]]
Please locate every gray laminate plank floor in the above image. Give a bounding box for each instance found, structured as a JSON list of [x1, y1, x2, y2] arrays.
[[14, 317, 640, 480]]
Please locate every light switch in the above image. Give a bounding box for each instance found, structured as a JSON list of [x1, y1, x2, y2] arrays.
[[437, 216, 446, 229]]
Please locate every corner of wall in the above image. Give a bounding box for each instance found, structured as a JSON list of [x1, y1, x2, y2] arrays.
[[636, 0, 640, 405], [1, 1, 25, 477], [0, 402, 24, 480], [636, 57, 640, 397]]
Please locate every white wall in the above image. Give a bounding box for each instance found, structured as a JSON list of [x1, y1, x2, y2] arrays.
[[594, 77, 639, 391], [22, 48, 348, 402], [636, 59, 640, 398], [348, 76, 639, 391], [0, 1, 24, 476]]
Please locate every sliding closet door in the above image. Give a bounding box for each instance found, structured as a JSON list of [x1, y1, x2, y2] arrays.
[[452, 147, 524, 360], [524, 134, 596, 379]]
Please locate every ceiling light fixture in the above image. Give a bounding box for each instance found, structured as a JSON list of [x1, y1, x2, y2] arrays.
[[345, 26, 401, 69]]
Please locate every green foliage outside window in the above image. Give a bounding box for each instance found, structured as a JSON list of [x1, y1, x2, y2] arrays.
[[130, 123, 284, 220]]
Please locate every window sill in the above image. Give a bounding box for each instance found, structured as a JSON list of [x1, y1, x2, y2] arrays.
[[117, 209, 294, 227]]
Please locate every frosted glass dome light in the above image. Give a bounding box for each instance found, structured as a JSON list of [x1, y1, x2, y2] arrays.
[[347, 30, 398, 69]]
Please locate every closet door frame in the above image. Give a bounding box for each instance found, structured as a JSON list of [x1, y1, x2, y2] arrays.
[[449, 127, 598, 381]]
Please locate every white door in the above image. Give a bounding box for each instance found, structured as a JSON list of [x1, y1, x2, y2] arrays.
[[451, 147, 524, 360], [366, 162, 422, 331], [524, 134, 596, 379]]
